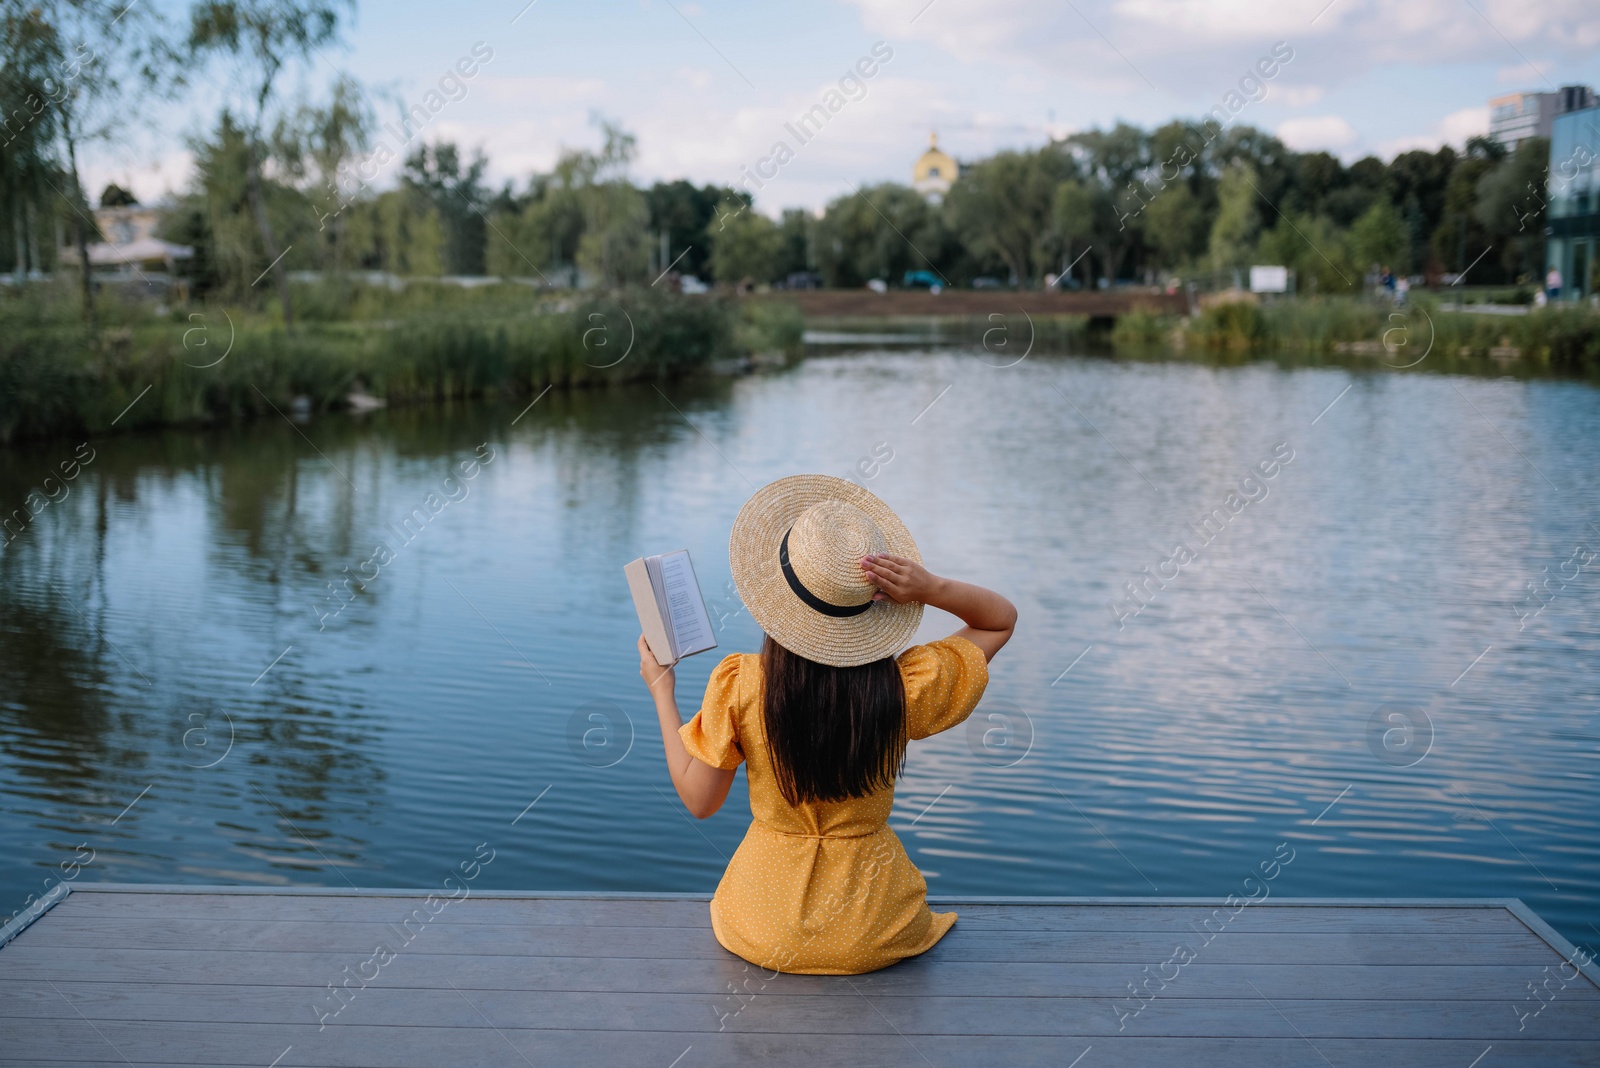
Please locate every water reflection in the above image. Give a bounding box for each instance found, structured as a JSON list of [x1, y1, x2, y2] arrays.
[[0, 351, 1596, 952]]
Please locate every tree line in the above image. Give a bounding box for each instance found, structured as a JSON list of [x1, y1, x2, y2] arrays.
[[3, 0, 1553, 332]]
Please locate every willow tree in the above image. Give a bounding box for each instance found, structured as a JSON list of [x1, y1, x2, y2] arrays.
[[1, 12, 46, 281], [14, 0, 176, 325], [188, 0, 351, 327], [272, 75, 373, 272]]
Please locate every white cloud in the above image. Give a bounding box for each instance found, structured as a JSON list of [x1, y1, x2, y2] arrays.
[[848, 0, 1600, 95], [1276, 115, 1358, 151], [1495, 61, 1555, 86], [479, 75, 606, 105], [1374, 106, 1488, 158], [1274, 86, 1325, 107], [676, 66, 713, 90], [1110, 0, 1310, 40], [1439, 106, 1490, 144]]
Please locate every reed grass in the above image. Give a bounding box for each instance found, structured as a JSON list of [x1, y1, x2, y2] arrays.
[[0, 283, 745, 443]]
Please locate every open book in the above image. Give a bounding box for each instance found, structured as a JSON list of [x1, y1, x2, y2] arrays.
[[625, 550, 718, 667]]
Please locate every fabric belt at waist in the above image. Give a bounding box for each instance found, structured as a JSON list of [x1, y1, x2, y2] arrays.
[[751, 818, 885, 840]]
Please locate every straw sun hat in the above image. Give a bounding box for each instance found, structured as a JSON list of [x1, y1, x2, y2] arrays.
[[729, 475, 923, 667]]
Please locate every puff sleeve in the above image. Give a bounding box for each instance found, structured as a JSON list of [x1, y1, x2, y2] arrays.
[[899, 636, 990, 740], [678, 654, 746, 770]]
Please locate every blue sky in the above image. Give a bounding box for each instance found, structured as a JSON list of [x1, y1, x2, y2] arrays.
[[101, 0, 1600, 213]]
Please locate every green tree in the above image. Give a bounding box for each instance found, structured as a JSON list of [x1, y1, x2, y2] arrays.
[[402, 142, 488, 275], [815, 184, 943, 288], [1256, 213, 1353, 294], [1475, 137, 1549, 283], [166, 110, 321, 298], [645, 180, 741, 281], [0, 7, 62, 285], [1207, 125, 1293, 210], [708, 203, 782, 285], [1430, 143, 1499, 280], [374, 186, 444, 276], [774, 208, 812, 280], [1387, 146, 1456, 274], [948, 144, 1075, 284], [486, 170, 584, 281], [272, 76, 374, 271], [1142, 182, 1207, 271], [37, 0, 177, 324], [568, 119, 650, 286], [1322, 155, 1387, 226], [188, 0, 353, 325], [1349, 199, 1408, 273], [1050, 179, 1106, 286], [1208, 164, 1261, 280]]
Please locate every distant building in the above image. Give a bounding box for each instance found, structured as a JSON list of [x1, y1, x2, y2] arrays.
[[1490, 85, 1596, 151], [1546, 101, 1599, 301], [912, 133, 958, 203], [61, 201, 192, 276]]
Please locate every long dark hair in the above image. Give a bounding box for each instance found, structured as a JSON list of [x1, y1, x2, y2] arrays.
[[761, 636, 907, 805]]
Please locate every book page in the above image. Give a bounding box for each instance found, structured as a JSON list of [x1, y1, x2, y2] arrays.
[[644, 555, 677, 662], [658, 550, 716, 658]]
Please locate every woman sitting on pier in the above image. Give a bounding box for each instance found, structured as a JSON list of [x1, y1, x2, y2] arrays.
[[639, 474, 1016, 974]]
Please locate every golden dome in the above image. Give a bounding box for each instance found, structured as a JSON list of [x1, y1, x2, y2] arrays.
[[913, 133, 957, 201]]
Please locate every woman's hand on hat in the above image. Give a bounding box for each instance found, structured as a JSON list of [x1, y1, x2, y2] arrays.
[[862, 553, 939, 605]]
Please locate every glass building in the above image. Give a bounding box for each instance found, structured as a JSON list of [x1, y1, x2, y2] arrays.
[[1547, 105, 1600, 300]]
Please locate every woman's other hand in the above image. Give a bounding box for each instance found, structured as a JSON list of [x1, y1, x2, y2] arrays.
[[864, 557, 1017, 663], [638, 635, 675, 696], [862, 553, 942, 604]]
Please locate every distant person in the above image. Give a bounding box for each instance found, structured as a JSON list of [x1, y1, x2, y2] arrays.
[[1379, 265, 1394, 298], [640, 475, 1016, 974], [1547, 266, 1563, 300], [1395, 275, 1410, 306]]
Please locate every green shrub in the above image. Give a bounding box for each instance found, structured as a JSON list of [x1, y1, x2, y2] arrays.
[[1111, 306, 1178, 346], [735, 299, 805, 357], [1187, 300, 1267, 350]]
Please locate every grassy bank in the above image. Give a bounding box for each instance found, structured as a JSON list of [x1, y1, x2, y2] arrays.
[[0, 283, 804, 444], [1112, 296, 1600, 378]]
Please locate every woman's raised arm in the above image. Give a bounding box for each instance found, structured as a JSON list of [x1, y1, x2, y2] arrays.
[[861, 554, 1016, 662], [639, 636, 737, 819]]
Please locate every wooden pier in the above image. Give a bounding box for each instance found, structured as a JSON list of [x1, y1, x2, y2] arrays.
[[2, 885, 1597, 1066]]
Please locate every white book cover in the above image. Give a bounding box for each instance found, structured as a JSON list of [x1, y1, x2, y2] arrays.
[[625, 550, 717, 666]]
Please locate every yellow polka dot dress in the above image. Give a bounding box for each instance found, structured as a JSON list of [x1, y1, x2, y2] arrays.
[[678, 636, 989, 975]]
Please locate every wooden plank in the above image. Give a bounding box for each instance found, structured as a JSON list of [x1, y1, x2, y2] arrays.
[[15, 901, 1536, 940], [1505, 898, 1600, 991], [6, 917, 1562, 965], [0, 883, 71, 949], [948, 904, 1528, 935], [50, 892, 715, 926], [7, 1046, 1599, 1068], [4, 981, 1598, 1039], [922, 1036, 1600, 1068], [51, 892, 1531, 935], [3, 958, 1590, 1001], [6, 891, 1593, 1068], [3, 1021, 1600, 1068], [0, 940, 1574, 991], [61, 885, 1525, 905]]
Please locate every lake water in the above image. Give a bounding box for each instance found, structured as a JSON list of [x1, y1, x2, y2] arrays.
[[2, 349, 1598, 953]]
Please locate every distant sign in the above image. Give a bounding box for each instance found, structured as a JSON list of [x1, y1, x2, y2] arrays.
[[1250, 265, 1289, 293]]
